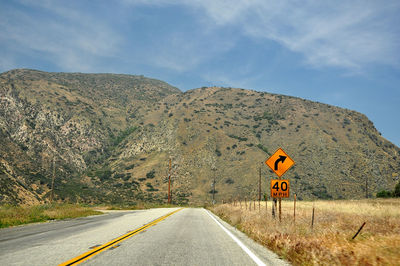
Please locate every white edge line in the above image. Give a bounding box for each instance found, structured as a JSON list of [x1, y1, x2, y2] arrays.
[[205, 209, 266, 266]]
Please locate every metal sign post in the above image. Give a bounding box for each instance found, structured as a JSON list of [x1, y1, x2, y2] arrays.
[[265, 148, 295, 222]]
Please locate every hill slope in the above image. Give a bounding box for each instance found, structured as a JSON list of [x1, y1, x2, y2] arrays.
[[1, 69, 399, 204]]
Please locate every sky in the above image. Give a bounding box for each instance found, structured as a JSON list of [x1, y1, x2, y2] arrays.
[[1, 0, 399, 146]]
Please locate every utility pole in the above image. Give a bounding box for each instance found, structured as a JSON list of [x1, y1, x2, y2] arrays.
[[50, 156, 55, 203], [211, 170, 216, 205], [258, 164, 261, 211], [294, 193, 297, 223], [168, 158, 171, 204]]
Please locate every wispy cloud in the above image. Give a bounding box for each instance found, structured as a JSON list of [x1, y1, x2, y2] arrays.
[[0, 0, 121, 72], [125, 0, 400, 71], [1, 0, 399, 75], [181, 0, 400, 71], [142, 31, 236, 73]]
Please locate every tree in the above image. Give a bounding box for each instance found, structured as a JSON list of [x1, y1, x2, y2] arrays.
[[394, 180, 400, 197]]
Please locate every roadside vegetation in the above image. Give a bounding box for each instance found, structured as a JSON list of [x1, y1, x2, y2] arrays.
[[0, 202, 189, 229], [97, 202, 185, 210], [210, 198, 400, 265], [376, 180, 400, 198], [0, 204, 102, 228]]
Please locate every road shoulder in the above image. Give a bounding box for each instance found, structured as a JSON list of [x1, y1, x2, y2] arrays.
[[206, 209, 290, 266]]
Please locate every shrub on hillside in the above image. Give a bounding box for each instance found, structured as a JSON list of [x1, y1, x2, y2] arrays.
[[146, 170, 155, 179], [225, 178, 234, 184], [110, 126, 137, 146], [376, 190, 393, 198], [257, 144, 269, 154], [95, 167, 112, 181]]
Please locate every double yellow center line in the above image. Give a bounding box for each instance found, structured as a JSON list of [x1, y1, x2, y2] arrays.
[[59, 208, 183, 266]]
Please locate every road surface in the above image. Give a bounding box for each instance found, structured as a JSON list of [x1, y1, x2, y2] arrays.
[[0, 208, 289, 265]]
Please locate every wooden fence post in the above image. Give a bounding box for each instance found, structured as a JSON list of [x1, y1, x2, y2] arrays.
[[278, 197, 282, 222], [272, 198, 276, 218], [311, 204, 315, 230], [294, 193, 297, 223], [352, 222, 366, 240], [265, 195, 267, 214]]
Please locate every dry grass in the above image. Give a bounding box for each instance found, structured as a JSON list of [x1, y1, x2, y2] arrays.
[[0, 204, 102, 228], [210, 198, 400, 265], [95, 202, 187, 211]]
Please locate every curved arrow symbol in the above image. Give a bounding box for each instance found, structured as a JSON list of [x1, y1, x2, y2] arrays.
[[274, 155, 287, 170]]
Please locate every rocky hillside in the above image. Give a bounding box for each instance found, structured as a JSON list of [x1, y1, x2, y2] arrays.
[[1, 69, 399, 205]]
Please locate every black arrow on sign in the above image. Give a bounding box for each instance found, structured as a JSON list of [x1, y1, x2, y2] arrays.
[[274, 155, 287, 170]]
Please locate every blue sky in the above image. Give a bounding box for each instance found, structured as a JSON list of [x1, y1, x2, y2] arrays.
[[1, 0, 399, 146]]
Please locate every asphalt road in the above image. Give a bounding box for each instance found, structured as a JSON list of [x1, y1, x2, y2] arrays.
[[0, 208, 289, 266]]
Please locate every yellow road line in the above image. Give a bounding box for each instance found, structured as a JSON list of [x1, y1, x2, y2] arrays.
[[59, 208, 183, 266]]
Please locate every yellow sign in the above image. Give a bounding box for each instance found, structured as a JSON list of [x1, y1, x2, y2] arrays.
[[265, 148, 295, 177], [270, 179, 290, 198]]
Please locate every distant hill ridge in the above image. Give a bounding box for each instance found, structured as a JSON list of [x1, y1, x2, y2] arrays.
[[0, 69, 399, 205]]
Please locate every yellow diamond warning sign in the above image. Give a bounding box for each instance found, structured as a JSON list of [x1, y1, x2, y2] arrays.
[[270, 179, 290, 198], [265, 148, 295, 177]]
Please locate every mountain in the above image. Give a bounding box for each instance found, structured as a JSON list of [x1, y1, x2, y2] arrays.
[[1, 69, 399, 205]]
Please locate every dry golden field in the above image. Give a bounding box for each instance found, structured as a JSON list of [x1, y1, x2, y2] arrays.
[[210, 198, 400, 265]]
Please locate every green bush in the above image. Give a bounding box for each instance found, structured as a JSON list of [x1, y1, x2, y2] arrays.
[[225, 178, 234, 184], [146, 170, 155, 179], [110, 126, 137, 146], [376, 190, 393, 198], [145, 182, 158, 192], [228, 135, 248, 141], [375, 180, 400, 198], [95, 167, 112, 181], [257, 144, 269, 155]]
